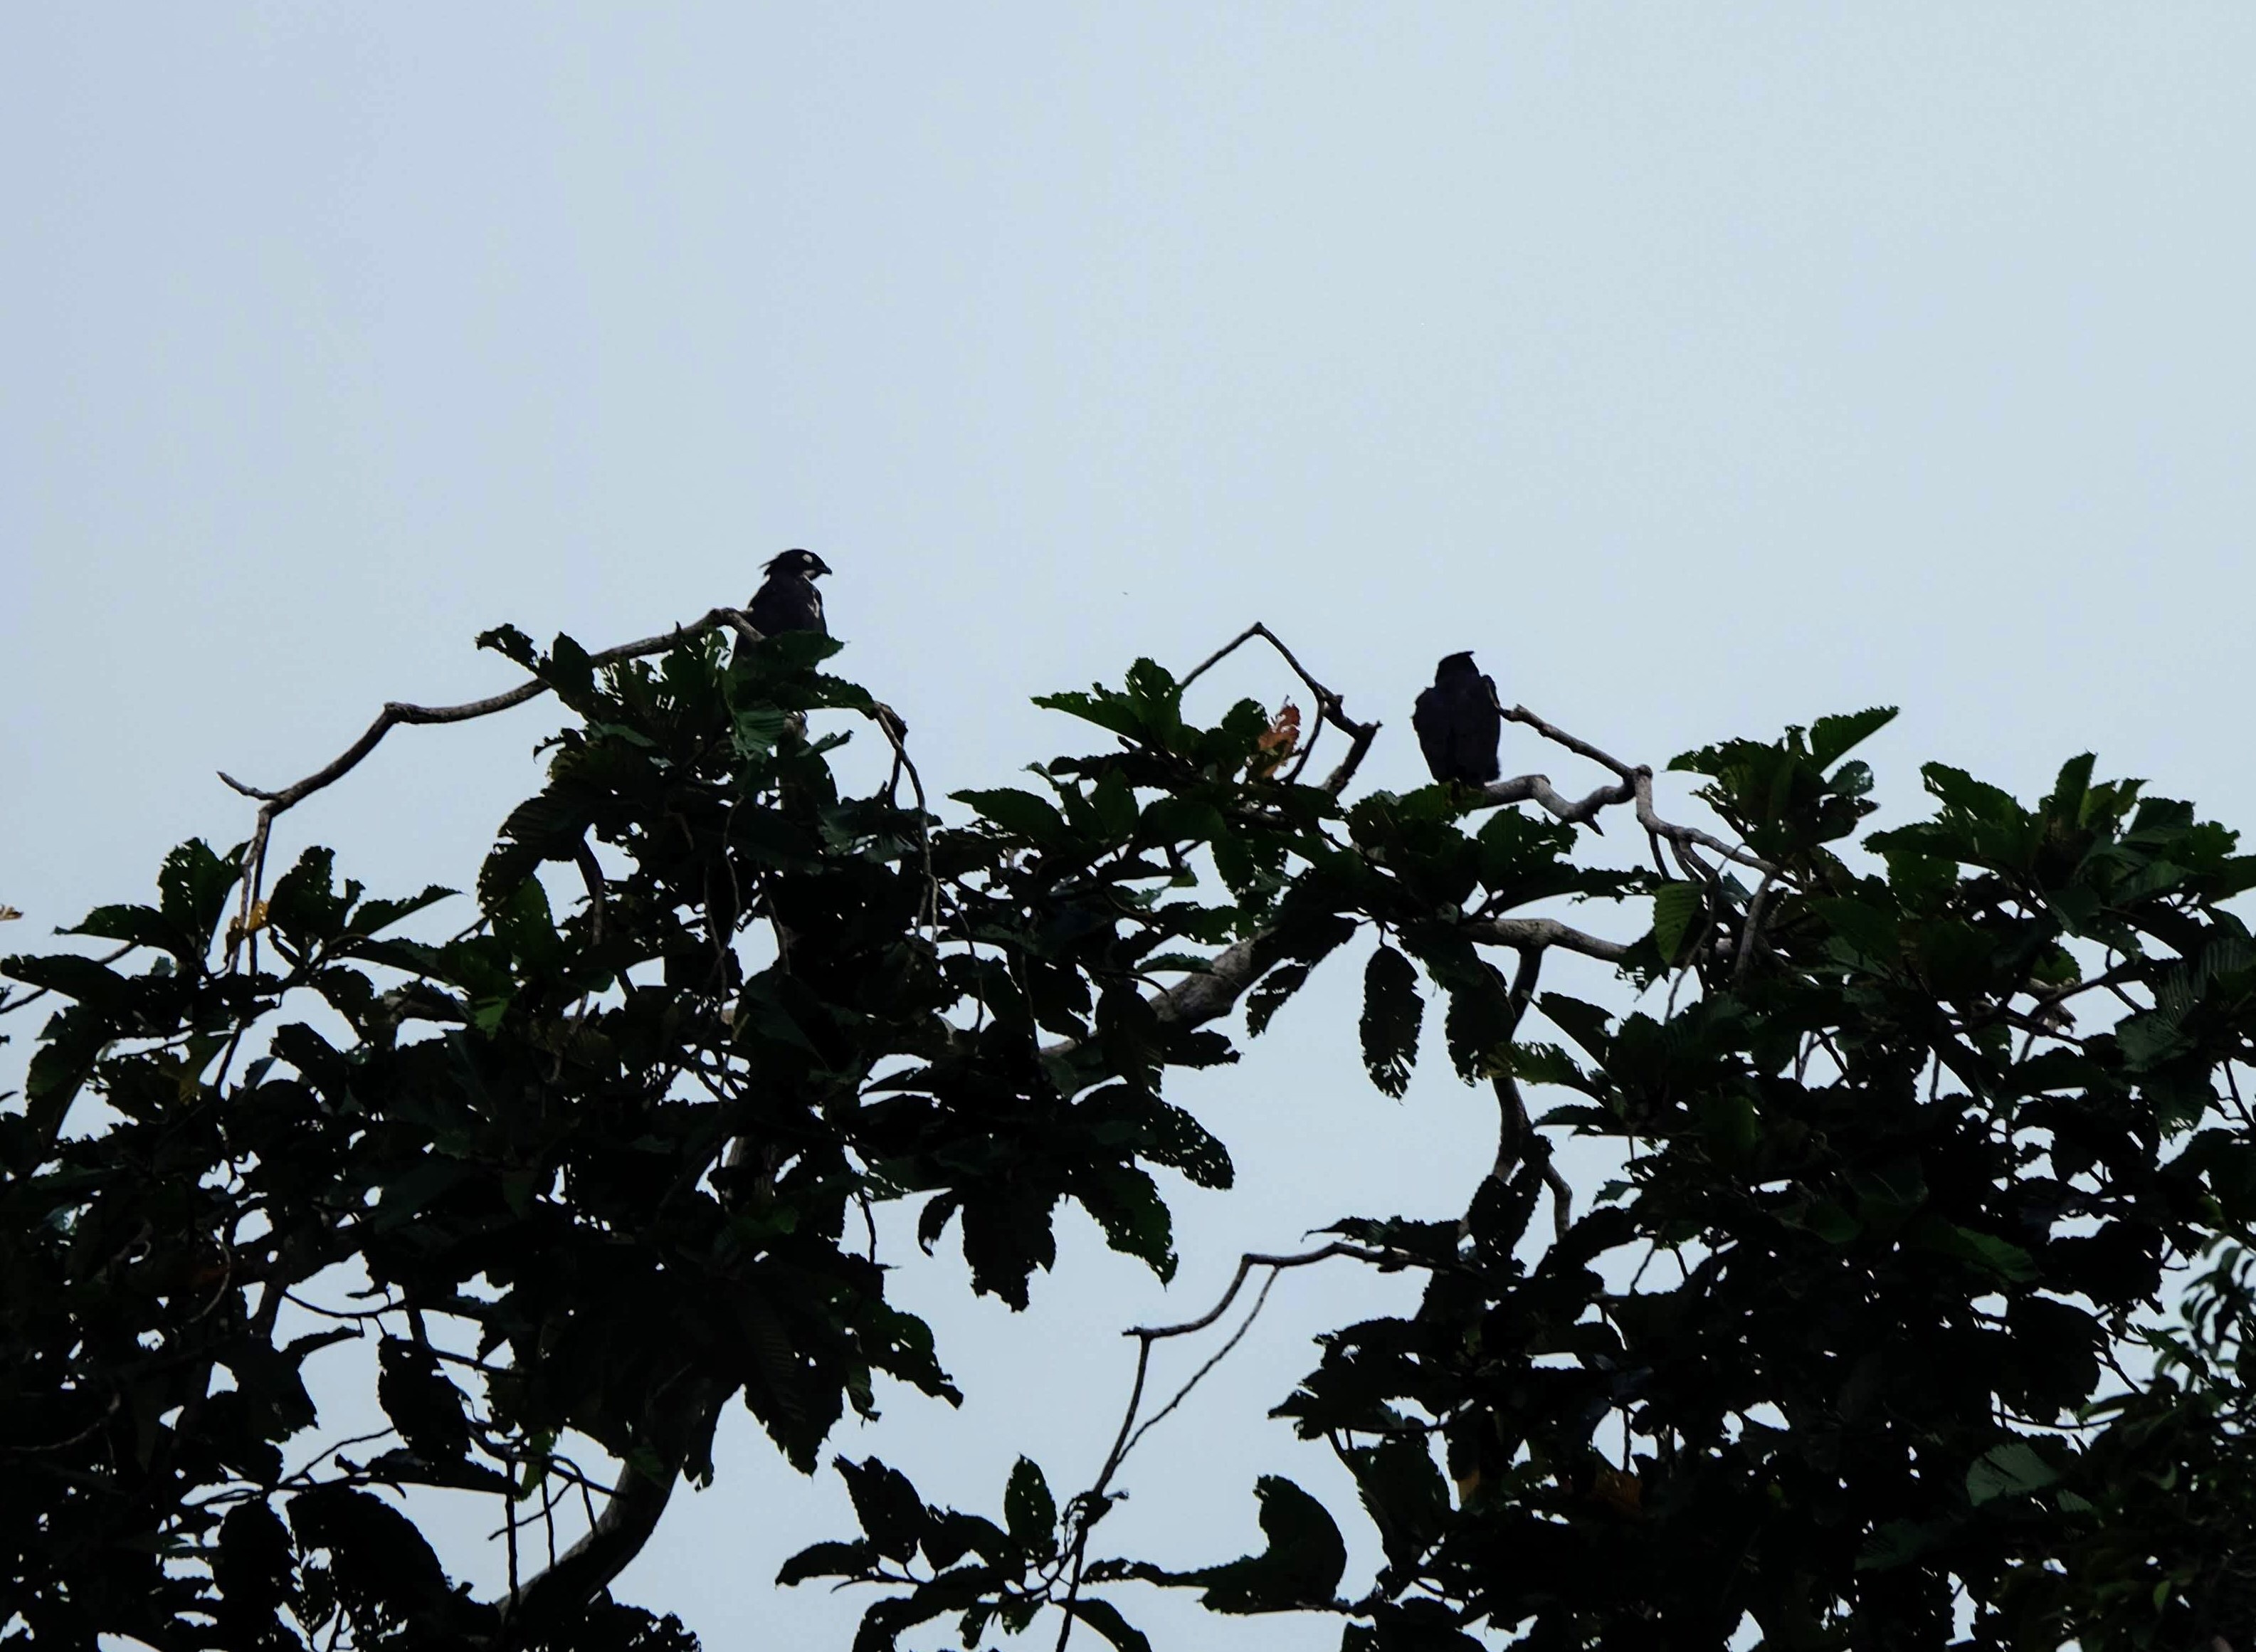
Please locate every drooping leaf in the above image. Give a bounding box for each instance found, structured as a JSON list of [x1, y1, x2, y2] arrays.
[[1004, 1457, 1057, 1562], [1360, 945, 1423, 1098]]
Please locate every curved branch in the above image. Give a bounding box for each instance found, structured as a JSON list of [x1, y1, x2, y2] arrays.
[[497, 1376, 730, 1633], [1146, 935, 1271, 1030], [217, 606, 769, 967], [219, 607, 763, 815], [1175, 621, 1383, 794], [1465, 917, 1633, 964], [1467, 772, 1637, 826], [1494, 704, 1775, 876], [1052, 1241, 1396, 1651]]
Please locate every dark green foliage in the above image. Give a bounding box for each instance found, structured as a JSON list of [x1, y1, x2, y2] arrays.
[[0, 633, 1334, 1647], [10, 623, 2256, 1651], [1361, 945, 1423, 1098], [788, 705, 2256, 1650]]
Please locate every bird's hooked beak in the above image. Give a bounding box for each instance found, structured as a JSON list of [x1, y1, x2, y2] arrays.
[[764, 549, 834, 579]]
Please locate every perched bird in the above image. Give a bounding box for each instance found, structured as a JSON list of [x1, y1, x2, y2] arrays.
[[747, 549, 833, 637], [1413, 652, 1502, 786]]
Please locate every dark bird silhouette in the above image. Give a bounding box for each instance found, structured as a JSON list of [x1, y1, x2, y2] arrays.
[[1414, 652, 1502, 786], [747, 549, 833, 637]]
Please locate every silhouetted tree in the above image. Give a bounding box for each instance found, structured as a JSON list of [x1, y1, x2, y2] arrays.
[[8, 611, 2255, 1650]]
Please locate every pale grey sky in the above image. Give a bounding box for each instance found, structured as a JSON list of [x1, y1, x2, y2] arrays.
[[7, 8, 2256, 1648]]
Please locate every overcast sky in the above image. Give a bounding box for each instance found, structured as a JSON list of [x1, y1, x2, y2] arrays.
[[8, 8, 2256, 1648]]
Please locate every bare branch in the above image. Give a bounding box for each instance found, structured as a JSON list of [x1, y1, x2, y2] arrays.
[[1145, 935, 1270, 1030], [1465, 917, 1633, 964], [1127, 1242, 1395, 1345], [572, 841, 607, 948], [1052, 1240, 1396, 1651], [1117, 1268, 1280, 1463], [1174, 621, 1382, 796], [1539, 1152, 1575, 1240], [220, 606, 761, 815], [1464, 947, 1574, 1243], [1733, 866, 1781, 983], [865, 700, 939, 937], [216, 606, 769, 973], [1487, 703, 1775, 875], [1467, 772, 1637, 826]]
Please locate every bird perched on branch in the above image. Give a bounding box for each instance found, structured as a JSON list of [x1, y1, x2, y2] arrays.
[[1414, 652, 1502, 786], [747, 549, 833, 637]]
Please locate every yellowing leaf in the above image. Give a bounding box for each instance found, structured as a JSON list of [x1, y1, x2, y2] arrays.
[[225, 900, 270, 952], [1249, 701, 1301, 780]]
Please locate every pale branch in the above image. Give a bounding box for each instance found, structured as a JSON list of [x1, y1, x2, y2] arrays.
[[1465, 917, 1633, 964], [1734, 866, 1781, 983], [1147, 935, 1268, 1029], [571, 842, 607, 948], [1494, 703, 1776, 876], [1467, 772, 1636, 826]]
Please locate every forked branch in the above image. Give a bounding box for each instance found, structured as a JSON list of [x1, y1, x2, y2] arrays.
[[215, 606, 774, 967], [1177, 621, 1382, 793], [1460, 703, 1776, 877], [1050, 1241, 1400, 1651]]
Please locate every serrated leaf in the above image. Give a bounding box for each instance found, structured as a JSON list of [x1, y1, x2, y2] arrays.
[[352, 885, 455, 938], [1077, 1163, 1176, 1280], [1966, 1441, 2058, 1505], [838, 1458, 928, 1563], [1359, 945, 1422, 1098], [1651, 883, 1704, 963], [156, 838, 241, 952], [954, 787, 1070, 846], [776, 1538, 878, 1587], [1005, 1457, 1056, 1559], [1810, 706, 1899, 770], [1245, 962, 1311, 1037]]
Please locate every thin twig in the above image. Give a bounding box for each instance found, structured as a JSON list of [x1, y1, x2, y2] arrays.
[[216, 606, 766, 975], [1733, 867, 1780, 984], [865, 703, 939, 938], [1174, 622, 1381, 794], [2224, 1063, 2254, 1130], [0, 1391, 122, 1455], [1119, 1268, 1283, 1462], [1050, 1241, 1396, 1651]]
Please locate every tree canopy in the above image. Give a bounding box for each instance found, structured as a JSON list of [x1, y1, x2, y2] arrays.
[[6, 609, 2255, 1651]]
